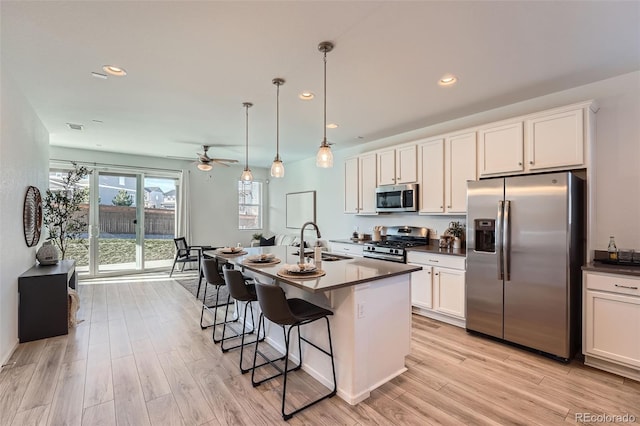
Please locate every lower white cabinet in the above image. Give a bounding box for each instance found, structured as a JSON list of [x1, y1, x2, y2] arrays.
[[408, 251, 466, 327], [433, 267, 465, 318], [583, 271, 640, 381], [330, 242, 363, 257]]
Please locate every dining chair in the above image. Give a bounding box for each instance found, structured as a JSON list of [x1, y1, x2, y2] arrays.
[[169, 237, 198, 277]]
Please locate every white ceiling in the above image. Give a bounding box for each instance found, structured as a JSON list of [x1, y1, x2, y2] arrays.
[[2, 1, 639, 168]]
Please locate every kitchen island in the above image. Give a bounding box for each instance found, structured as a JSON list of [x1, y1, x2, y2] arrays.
[[218, 245, 421, 405]]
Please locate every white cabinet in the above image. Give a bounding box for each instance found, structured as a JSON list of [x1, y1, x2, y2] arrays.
[[377, 145, 417, 186], [344, 157, 359, 213], [418, 133, 475, 215], [359, 154, 377, 214], [478, 104, 590, 178], [526, 108, 584, 170], [433, 267, 466, 319], [583, 271, 640, 381], [330, 242, 363, 257], [478, 121, 524, 176], [445, 132, 476, 214], [418, 138, 445, 213], [409, 265, 432, 309], [407, 251, 466, 327], [344, 154, 377, 215]]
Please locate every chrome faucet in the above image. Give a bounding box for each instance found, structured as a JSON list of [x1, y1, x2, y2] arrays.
[[300, 221, 321, 266]]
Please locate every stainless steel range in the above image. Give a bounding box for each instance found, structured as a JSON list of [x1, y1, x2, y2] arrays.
[[363, 226, 429, 263]]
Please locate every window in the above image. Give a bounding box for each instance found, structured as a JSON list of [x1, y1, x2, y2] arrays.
[[238, 180, 262, 230]]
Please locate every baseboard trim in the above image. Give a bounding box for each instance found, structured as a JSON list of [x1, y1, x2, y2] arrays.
[[0, 338, 19, 371]]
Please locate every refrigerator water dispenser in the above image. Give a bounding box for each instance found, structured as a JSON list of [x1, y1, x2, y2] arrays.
[[475, 219, 495, 253]]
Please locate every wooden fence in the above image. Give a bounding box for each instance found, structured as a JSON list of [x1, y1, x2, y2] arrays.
[[78, 205, 175, 235]]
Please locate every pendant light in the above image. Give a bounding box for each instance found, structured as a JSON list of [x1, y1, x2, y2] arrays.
[[240, 102, 253, 182], [270, 78, 285, 178], [316, 41, 334, 168]]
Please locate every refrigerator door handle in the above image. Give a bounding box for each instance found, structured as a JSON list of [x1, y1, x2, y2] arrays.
[[504, 200, 511, 281], [496, 200, 504, 280]]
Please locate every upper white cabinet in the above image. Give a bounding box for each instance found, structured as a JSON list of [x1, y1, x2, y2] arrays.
[[358, 153, 378, 214], [418, 138, 445, 213], [344, 153, 377, 215], [418, 133, 476, 215], [526, 108, 584, 170], [478, 121, 524, 176], [478, 103, 592, 178], [377, 145, 417, 186], [344, 157, 359, 214], [445, 132, 477, 214]]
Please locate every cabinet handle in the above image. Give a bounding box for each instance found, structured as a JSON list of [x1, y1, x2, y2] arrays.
[[435, 273, 439, 276], [428, 259, 439, 263], [440, 205, 443, 209], [518, 162, 522, 166], [615, 284, 639, 290], [529, 161, 534, 165], [447, 205, 452, 209], [427, 271, 431, 275]]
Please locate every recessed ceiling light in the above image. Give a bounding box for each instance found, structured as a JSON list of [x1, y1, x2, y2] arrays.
[[326, 123, 339, 129], [66, 123, 84, 131], [438, 74, 457, 86], [91, 72, 108, 79], [299, 91, 315, 100], [102, 65, 127, 77]]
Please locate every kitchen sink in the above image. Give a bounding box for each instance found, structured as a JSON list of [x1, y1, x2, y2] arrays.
[[321, 253, 352, 261]]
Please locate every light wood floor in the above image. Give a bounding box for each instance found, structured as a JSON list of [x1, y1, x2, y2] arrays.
[[1, 273, 638, 426]]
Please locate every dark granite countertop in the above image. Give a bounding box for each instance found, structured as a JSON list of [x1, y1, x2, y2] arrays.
[[218, 246, 421, 293], [582, 262, 640, 277]]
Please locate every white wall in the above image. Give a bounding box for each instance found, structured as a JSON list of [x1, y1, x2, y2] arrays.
[[269, 71, 640, 251], [49, 146, 269, 248], [187, 165, 269, 247], [0, 72, 50, 365]]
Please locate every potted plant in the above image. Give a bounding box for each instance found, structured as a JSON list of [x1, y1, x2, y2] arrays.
[[251, 233, 263, 246], [446, 221, 466, 249], [42, 162, 91, 260]]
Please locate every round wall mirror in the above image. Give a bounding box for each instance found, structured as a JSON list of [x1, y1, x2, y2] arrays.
[[23, 185, 43, 247]]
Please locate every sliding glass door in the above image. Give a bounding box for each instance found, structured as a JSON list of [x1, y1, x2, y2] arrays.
[[96, 172, 140, 274], [49, 163, 180, 277]]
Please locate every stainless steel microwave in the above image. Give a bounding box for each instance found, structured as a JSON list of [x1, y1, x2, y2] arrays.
[[375, 184, 418, 212]]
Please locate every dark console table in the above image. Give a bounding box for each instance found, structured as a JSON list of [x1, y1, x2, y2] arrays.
[[18, 259, 77, 342]]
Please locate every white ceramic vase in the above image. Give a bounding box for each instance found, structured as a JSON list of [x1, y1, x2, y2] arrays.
[[36, 241, 59, 265], [452, 237, 462, 249]]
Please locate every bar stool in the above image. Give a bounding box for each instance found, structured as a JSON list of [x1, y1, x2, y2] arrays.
[[220, 269, 268, 373], [251, 282, 337, 421], [199, 258, 235, 333]]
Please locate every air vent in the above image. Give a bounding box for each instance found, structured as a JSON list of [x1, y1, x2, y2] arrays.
[[66, 123, 84, 131]]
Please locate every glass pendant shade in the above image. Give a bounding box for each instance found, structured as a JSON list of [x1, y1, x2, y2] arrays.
[[197, 163, 212, 171], [316, 143, 333, 168], [241, 168, 253, 182], [270, 157, 284, 177]]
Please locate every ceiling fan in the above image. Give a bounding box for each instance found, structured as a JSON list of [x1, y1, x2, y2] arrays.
[[195, 145, 238, 171]]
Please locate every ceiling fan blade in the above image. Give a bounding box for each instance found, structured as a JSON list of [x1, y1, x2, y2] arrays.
[[211, 158, 238, 163]]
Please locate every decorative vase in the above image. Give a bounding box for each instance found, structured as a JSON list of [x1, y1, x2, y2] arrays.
[[452, 237, 462, 249], [36, 241, 59, 265]]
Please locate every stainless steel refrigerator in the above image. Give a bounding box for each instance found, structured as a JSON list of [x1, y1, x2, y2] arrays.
[[466, 171, 584, 361]]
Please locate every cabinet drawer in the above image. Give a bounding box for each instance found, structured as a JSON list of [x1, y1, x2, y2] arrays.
[[331, 242, 363, 257], [585, 272, 640, 297], [406, 251, 465, 270]]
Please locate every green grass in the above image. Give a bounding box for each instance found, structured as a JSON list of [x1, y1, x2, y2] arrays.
[[65, 238, 175, 267]]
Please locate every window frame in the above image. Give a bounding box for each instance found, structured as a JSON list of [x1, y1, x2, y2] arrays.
[[238, 180, 263, 230]]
